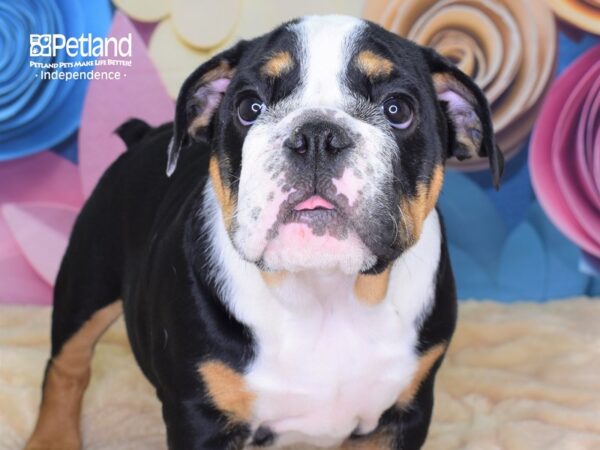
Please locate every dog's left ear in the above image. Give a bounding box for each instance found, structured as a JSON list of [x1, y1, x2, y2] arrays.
[[421, 47, 504, 189], [167, 41, 248, 176]]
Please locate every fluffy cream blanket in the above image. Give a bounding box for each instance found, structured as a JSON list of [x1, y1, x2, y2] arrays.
[[1, 299, 599, 450]]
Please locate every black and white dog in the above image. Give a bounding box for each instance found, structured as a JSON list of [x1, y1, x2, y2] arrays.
[[26, 15, 502, 450]]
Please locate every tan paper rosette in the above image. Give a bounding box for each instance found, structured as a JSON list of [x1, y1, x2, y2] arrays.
[[544, 0, 600, 34], [364, 0, 558, 170]]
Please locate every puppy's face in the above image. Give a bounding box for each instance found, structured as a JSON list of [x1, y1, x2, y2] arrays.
[[168, 16, 503, 274]]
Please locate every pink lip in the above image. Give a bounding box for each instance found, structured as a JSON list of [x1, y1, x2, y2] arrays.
[[294, 195, 334, 211]]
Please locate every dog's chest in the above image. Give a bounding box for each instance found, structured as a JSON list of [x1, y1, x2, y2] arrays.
[[212, 210, 443, 447], [226, 270, 424, 448]]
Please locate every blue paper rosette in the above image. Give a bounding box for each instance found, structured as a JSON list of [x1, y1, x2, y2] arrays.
[[0, 0, 111, 160]]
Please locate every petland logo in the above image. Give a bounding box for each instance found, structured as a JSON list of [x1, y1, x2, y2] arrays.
[[29, 33, 133, 81], [30, 33, 132, 58]]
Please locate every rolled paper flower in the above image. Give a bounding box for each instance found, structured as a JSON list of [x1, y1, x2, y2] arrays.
[[0, 0, 111, 160], [545, 0, 600, 35], [363, 0, 557, 170], [531, 44, 600, 258], [0, 12, 174, 305], [145, 0, 364, 98]]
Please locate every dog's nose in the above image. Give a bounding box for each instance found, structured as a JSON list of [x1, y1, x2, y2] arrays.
[[284, 121, 352, 156]]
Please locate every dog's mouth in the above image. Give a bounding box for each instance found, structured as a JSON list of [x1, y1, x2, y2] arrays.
[[293, 195, 335, 212], [283, 194, 347, 230]]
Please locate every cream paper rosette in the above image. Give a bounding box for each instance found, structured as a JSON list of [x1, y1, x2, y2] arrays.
[[113, 0, 364, 98], [364, 0, 558, 170], [544, 0, 600, 34]]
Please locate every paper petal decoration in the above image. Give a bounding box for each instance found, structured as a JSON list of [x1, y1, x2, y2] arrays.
[[439, 172, 594, 300], [236, 0, 364, 40], [79, 12, 175, 198], [2, 203, 78, 286], [496, 222, 546, 300], [148, 19, 212, 99], [0, 221, 52, 305], [580, 252, 600, 278], [439, 171, 506, 274], [448, 244, 495, 299], [527, 203, 590, 298], [530, 44, 600, 258], [0, 152, 82, 304], [0, 152, 83, 207], [113, 0, 169, 23], [545, 0, 600, 35], [171, 0, 241, 49]]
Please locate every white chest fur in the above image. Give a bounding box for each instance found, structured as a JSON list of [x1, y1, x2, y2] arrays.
[[205, 191, 442, 448]]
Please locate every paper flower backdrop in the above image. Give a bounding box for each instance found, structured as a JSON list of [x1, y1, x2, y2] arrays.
[[0, 13, 173, 305], [439, 172, 593, 300], [139, 0, 364, 98], [545, 0, 600, 34], [530, 45, 600, 260], [0, 0, 111, 160], [0, 1, 599, 305], [364, 0, 557, 170]]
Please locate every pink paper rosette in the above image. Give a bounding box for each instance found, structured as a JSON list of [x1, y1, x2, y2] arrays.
[[530, 44, 600, 258]]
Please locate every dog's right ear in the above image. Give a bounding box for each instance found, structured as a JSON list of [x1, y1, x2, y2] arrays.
[[167, 41, 248, 176]]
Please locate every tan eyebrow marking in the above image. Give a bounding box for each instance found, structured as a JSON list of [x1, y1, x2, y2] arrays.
[[261, 51, 294, 78], [355, 50, 394, 79]]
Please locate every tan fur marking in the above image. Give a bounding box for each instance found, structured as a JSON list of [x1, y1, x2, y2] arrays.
[[209, 155, 234, 230], [355, 50, 394, 79], [455, 132, 480, 158], [261, 270, 287, 286], [25, 301, 123, 450], [401, 165, 444, 245], [200, 60, 235, 84], [198, 360, 255, 423], [187, 61, 236, 138], [354, 267, 391, 306], [432, 73, 476, 104], [432, 73, 481, 158], [188, 114, 212, 135], [261, 51, 294, 78], [398, 343, 446, 406], [340, 432, 393, 449]]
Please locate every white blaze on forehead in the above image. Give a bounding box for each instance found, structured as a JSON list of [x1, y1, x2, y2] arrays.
[[292, 15, 364, 108]]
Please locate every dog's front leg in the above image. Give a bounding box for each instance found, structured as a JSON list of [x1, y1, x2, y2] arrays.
[[161, 396, 250, 450]]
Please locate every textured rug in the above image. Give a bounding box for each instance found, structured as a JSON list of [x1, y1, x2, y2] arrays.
[[1, 299, 599, 449]]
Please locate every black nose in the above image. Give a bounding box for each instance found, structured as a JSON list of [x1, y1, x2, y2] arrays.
[[284, 121, 352, 156]]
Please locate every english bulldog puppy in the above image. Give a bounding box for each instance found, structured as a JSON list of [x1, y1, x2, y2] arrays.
[[26, 15, 502, 450]]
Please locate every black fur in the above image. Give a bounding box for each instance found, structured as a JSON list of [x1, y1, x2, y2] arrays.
[[114, 118, 153, 148]]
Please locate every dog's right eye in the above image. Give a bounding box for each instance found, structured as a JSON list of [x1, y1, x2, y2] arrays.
[[238, 97, 266, 126]]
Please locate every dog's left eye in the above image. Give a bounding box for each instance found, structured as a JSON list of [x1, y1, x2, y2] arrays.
[[238, 97, 266, 126], [382, 96, 414, 129]]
